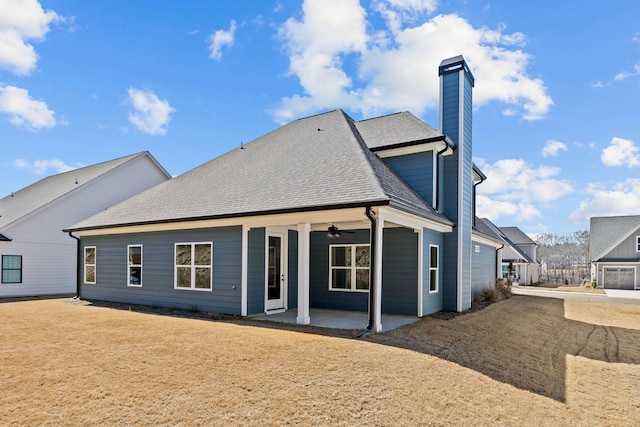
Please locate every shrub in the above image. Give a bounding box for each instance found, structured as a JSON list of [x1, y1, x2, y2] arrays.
[[476, 278, 512, 304]]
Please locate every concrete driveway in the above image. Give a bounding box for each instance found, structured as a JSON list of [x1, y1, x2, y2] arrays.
[[513, 286, 640, 304]]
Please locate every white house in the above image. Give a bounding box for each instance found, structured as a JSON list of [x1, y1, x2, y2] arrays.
[[0, 152, 171, 298]]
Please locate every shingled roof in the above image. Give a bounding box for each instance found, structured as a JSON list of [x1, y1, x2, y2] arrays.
[[590, 215, 640, 261], [68, 110, 453, 231], [355, 111, 447, 150], [0, 152, 157, 233]]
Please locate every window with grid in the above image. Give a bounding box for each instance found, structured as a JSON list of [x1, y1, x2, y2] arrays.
[[1, 255, 22, 284], [329, 244, 370, 292], [175, 242, 212, 291]]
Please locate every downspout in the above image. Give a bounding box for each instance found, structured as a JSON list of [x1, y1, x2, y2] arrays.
[[496, 244, 504, 280], [472, 174, 485, 227], [68, 232, 81, 299], [435, 142, 449, 211], [365, 206, 376, 331]]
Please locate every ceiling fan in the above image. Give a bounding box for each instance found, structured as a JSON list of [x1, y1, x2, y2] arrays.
[[327, 224, 355, 238]]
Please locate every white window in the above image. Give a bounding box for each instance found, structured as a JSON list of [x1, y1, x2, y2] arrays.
[[475, 244, 480, 253], [329, 244, 370, 292], [175, 242, 212, 291], [84, 246, 96, 284], [636, 236, 640, 252], [429, 245, 439, 293], [128, 245, 143, 287], [2, 255, 22, 284]]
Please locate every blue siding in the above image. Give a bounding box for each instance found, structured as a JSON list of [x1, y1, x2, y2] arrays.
[[247, 227, 265, 315], [287, 229, 298, 309], [383, 152, 434, 205], [80, 227, 242, 314], [440, 63, 475, 312], [422, 228, 444, 315], [309, 230, 370, 312], [471, 242, 497, 300], [381, 228, 418, 316]]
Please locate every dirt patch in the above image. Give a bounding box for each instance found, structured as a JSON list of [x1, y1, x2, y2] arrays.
[[2, 296, 640, 426]]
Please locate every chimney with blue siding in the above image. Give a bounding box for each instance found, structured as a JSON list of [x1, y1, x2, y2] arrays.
[[438, 55, 475, 312]]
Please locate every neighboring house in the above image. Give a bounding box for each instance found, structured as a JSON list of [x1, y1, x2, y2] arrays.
[[0, 152, 171, 298], [472, 217, 507, 299], [589, 215, 640, 290], [66, 56, 502, 332], [498, 226, 540, 285]]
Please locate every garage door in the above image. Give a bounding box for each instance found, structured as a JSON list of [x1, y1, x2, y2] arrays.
[[603, 267, 635, 290]]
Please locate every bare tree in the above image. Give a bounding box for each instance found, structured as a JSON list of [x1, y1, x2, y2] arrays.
[[537, 231, 589, 285]]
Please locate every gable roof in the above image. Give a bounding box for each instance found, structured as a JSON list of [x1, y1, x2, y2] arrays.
[[68, 110, 453, 232], [478, 220, 533, 263], [499, 226, 537, 246], [355, 111, 447, 151], [473, 217, 505, 245], [590, 215, 640, 261], [0, 152, 168, 233]]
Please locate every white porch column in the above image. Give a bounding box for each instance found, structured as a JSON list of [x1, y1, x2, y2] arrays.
[[241, 225, 249, 316], [296, 223, 311, 325], [373, 218, 384, 332]]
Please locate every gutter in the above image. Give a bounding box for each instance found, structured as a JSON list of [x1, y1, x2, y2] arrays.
[[472, 171, 486, 227], [365, 206, 377, 331], [67, 232, 81, 299]]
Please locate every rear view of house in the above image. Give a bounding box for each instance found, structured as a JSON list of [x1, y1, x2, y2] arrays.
[[0, 152, 171, 298], [590, 215, 640, 290], [66, 56, 502, 331]]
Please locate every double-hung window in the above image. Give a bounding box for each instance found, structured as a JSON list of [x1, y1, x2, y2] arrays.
[[2, 255, 22, 284], [429, 245, 439, 292], [175, 242, 212, 291], [636, 236, 640, 252], [84, 246, 96, 284], [128, 245, 143, 287], [329, 244, 370, 292]]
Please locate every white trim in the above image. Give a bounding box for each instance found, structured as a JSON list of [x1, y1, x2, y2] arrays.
[[241, 225, 249, 316], [126, 244, 143, 287], [296, 223, 311, 325], [377, 206, 453, 233], [432, 150, 438, 210], [417, 228, 423, 317], [374, 141, 453, 158], [84, 246, 96, 284], [429, 244, 439, 294], [173, 242, 213, 292], [636, 235, 640, 252], [457, 70, 465, 313], [472, 232, 504, 249], [328, 244, 370, 293]]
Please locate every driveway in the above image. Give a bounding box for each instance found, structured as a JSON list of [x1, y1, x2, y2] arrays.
[[513, 286, 640, 304]]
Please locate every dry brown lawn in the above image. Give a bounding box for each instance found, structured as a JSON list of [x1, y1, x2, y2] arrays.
[[2, 296, 640, 426]]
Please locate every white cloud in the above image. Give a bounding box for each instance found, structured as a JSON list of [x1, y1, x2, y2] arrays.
[[14, 158, 78, 175], [569, 179, 640, 223], [273, 0, 553, 123], [475, 158, 573, 225], [601, 137, 640, 167], [614, 64, 640, 81], [0, 84, 56, 130], [542, 139, 567, 158], [0, 0, 60, 75], [208, 20, 236, 61], [126, 88, 175, 135]]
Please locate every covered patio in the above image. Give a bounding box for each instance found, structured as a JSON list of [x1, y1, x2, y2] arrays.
[[251, 308, 419, 332]]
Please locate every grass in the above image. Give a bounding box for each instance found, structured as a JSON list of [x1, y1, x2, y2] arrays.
[[2, 296, 640, 426]]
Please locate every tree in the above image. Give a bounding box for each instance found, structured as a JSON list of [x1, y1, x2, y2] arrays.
[[536, 231, 589, 285]]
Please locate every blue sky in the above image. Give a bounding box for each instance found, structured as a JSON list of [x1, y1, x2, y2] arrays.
[[1, 0, 639, 237]]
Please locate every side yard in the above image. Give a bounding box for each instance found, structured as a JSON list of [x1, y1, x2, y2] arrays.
[[1, 296, 640, 426]]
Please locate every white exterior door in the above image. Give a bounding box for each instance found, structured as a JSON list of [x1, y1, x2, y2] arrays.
[[266, 232, 286, 311]]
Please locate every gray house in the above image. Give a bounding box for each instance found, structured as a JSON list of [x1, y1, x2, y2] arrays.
[[66, 56, 502, 332], [590, 215, 640, 290]]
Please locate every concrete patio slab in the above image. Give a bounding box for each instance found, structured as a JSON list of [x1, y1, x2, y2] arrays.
[[250, 308, 418, 332]]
